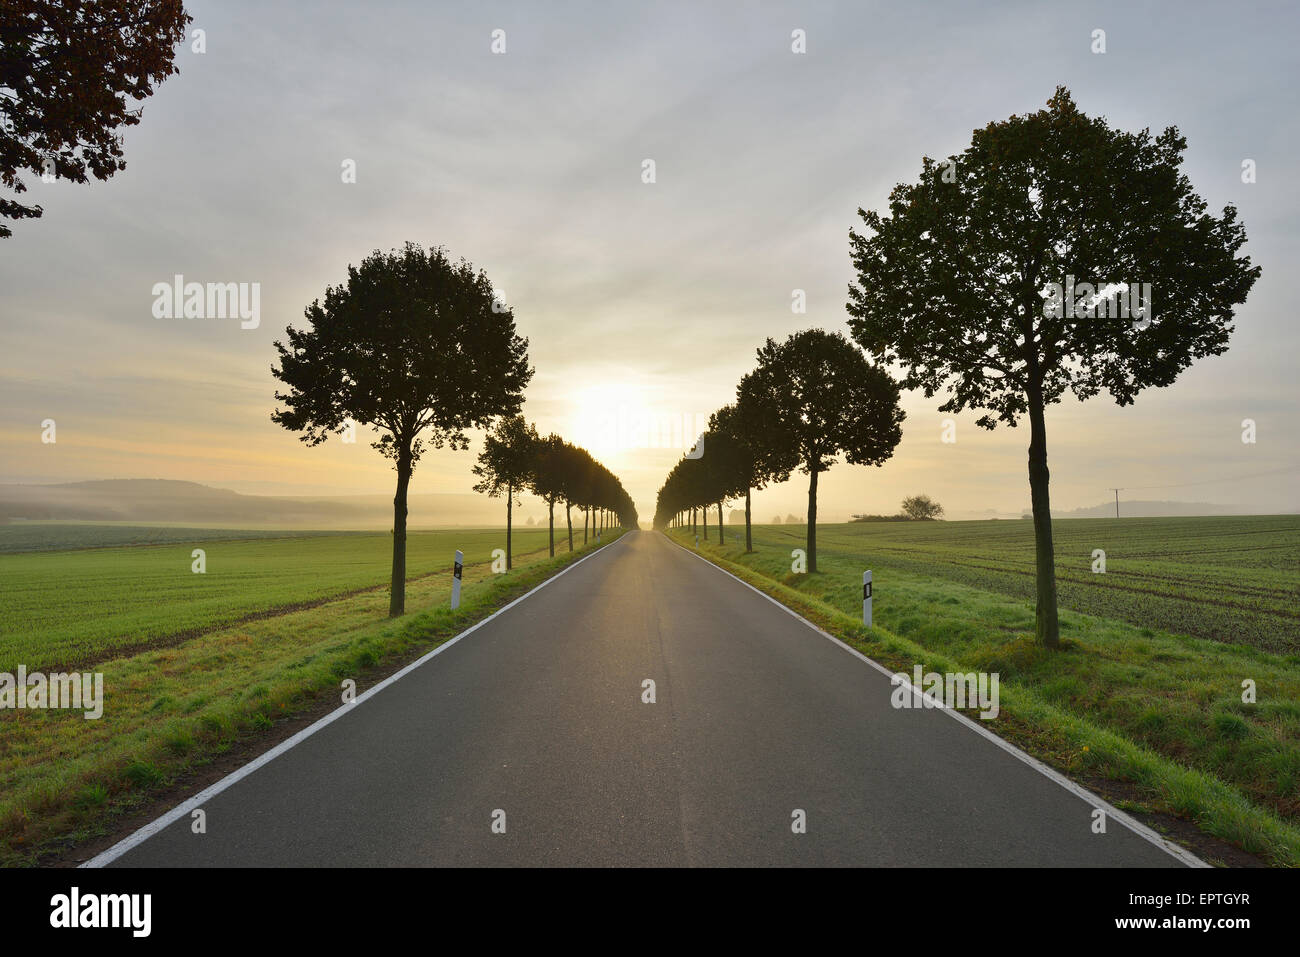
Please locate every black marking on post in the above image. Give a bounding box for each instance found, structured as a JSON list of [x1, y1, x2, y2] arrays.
[[453, 561, 463, 580], [862, 582, 872, 600]]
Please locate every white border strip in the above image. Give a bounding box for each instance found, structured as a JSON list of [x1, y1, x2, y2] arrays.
[[665, 534, 1208, 868], [82, 532, 632, 868]]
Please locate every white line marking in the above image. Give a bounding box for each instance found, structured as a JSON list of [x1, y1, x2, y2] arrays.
[[82, 532, 632, 868], [665, 534, 1207, 868]]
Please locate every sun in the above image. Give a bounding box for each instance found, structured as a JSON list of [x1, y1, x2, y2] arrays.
[[567, 383, 649, 456]]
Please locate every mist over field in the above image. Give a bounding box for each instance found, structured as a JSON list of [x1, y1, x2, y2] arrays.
[[0, 479, 527, 528], [2, 479, 1290, 531]]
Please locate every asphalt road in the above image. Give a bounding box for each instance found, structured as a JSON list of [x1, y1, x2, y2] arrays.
[[100, 530, 1189, 867]]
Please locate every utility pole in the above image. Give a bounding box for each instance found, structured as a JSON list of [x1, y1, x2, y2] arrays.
[[1110, 488, 1121, 518]]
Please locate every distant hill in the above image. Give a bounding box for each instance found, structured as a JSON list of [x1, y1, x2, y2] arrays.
[[0, 479, 510, 529], [1055, 500, 1271, 518]]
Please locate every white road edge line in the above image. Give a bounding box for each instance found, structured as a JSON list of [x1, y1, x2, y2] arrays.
[[666, 534, 1208, 869], [81, 531, 633, 868]]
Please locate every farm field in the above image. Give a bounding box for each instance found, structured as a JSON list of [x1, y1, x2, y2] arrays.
[[1, 525, 562, 672], [738, 515, 1299, 653], [669, 516, 1300, 864], [0, 523, 623, 864], [0, 522, 366, 554]]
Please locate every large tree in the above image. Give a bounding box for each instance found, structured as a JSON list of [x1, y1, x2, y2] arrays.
[[472, 415, 539, 571], [0, 0, 191, 238], [847, 87, 1260, 647], [272, 243, 532, 616], [736, 329, 904, 572]]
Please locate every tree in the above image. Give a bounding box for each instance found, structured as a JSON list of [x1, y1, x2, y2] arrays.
[[472, 415, 539, 570], [529, 433, 567, 557], [0, 1, 191, 238], [557, 442, 595, 552], [901, 494, 944, 520], [272, 243, 532, 616], [847, 87, 1259, 647], [737, 329, 904, 573], [709, 402, 797, 553]]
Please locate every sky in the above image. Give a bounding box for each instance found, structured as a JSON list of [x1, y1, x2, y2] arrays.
[[1, 0, 1297, 525]]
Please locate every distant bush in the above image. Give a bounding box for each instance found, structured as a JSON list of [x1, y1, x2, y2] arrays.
[[851, 495, 944, 522], [901, 494, 944, 520]]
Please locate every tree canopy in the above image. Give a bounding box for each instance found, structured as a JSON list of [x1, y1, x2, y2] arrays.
[[847, 87, 1259, 645], [735, 329, 904, 572], [900, 494, 944, 520], [655, 329, 903, 570], [472, 415, 539, 570], [1, 0, 191, 238], [272, 242, 532, 615]]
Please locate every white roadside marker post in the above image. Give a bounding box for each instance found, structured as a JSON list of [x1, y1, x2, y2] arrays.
[[451, 550, 463, 610], [862, 570, 872, 627]]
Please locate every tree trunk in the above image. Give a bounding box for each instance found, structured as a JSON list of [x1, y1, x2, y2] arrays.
[[718, 501, 724, 545], [807, 467, 819, 574], [1027, 392, 1061, 647], [388, 454, 412, 617], [583, 507, 588, 544], [566, 501, 573, 551], [745, 487, 752, 553], [703, 505, 708, 541], [548, 497, 555, 557], [506, 483, 513, 571]]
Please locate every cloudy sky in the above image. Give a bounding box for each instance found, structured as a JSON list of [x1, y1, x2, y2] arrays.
[[1, 0, 1296, 524]]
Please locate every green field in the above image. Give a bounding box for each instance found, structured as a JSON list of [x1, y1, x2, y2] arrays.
[[0, 522, 365, 554], [671, 516, 1300, 865], [742, 515, 1299, 653], [1, 525, 561, 672], [0, 522, 620, 864]]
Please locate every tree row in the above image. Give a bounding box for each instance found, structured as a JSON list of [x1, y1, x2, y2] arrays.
[[473, 415, 638, 568]]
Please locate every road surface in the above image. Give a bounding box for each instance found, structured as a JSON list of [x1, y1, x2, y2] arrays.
[[98, 530, 1190, 867]]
